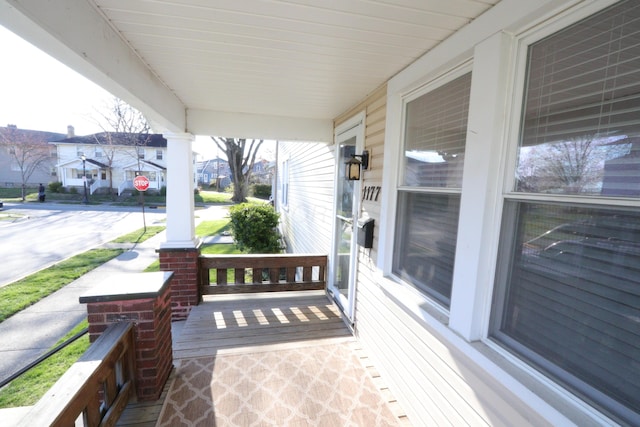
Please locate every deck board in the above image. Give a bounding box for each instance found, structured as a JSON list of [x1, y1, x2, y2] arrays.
[[173, 290, 352, 359]]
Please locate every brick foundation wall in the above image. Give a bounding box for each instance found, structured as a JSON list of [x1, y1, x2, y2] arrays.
[[158, 247, 201, 320], [85, 282, 173, 401]]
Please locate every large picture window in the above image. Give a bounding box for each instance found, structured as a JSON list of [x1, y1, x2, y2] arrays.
[[516, 0, 640, 197], [492, 1, 640, 423], [393, 72, 471, 307]]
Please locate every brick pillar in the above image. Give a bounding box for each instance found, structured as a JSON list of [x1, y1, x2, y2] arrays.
[[80, 272, 174, 401], [157, 247, 201, 320]]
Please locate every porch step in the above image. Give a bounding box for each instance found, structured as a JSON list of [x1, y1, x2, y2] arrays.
[[0, 406, 32, 426]]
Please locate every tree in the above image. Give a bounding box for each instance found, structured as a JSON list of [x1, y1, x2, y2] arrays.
[[0, 126, 53, 201], [93, 98, 151, 197], [211, 137, 264, 202], [517, 135, 606, 193]]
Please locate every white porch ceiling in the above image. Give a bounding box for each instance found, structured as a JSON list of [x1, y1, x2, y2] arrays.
[[0, 0, 499, 141]]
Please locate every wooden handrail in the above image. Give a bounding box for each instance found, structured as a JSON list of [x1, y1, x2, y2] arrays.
[[199, 253, 327, 294], [18, 322, 136, 427]]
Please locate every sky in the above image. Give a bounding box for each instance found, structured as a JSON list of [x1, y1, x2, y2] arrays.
[[0, 25, 234, 160]]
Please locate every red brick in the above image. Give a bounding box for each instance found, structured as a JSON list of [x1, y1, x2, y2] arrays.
[[87, 314, 105, 323], [87, 303, 122, 314]]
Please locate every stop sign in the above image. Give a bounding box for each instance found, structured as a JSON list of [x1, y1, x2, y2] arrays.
[[133, 175, 150, 191]]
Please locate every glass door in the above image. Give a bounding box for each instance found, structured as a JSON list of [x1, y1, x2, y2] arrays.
[[329, 115, 364, 322]]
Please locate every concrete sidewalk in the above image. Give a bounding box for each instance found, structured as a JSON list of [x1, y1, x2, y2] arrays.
[[0, 230, 168, 383]]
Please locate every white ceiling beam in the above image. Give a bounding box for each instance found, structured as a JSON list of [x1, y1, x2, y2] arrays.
[[187, 109, 333, 143], [0, 0, 186, 133]]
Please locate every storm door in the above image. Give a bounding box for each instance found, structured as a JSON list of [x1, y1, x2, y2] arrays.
[[328, 114, 364, 322]]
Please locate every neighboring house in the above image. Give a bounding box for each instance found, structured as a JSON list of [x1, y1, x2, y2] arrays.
[[251, 158, 274, 185], [196, 157, 273, 189], [51, 131, 169, 195], [0, 124, 65, 187], [196, 157, 231, 189]]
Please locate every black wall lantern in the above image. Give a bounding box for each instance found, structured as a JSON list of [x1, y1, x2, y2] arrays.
[[345, 150, 369, 181]]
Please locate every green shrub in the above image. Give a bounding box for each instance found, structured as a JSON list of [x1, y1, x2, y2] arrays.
[[48, 182, 64, 193], [229, 203, 281, 253], [160, 186, 167, 196], [251, 184, 272, 200]]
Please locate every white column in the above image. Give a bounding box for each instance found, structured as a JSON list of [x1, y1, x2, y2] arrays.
[[161, 132, 197, 249], [448, 32, 513, 341]]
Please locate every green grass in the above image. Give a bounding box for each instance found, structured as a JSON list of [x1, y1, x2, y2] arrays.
[[0, 212, 26, 222], [0, 187, 39, 202], [110, 225, 165, 243], [0, 249, 123, 323], [200, 222, 243, 280], [195, 218, 231, 236], [1, 186, 266, 206], [195, 190, 233, 204], [0, 320, 90, 408], [201, 243, 242, 255], [144, 219, 239, 273], [0, 226, 165, 323]]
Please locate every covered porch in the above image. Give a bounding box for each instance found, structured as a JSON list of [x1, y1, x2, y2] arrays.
[[121, 290, 409, 426], [15, 285, 409, 426]]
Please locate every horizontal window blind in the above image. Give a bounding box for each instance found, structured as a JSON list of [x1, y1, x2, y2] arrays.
[[403, 72, 471, 188], [517, 0, 640, 197], [393, 192, 460, 306], [494, 201, 640, 423], [521, 0, 640, 146]]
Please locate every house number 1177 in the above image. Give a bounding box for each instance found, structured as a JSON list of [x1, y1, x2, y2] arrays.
[[362, 186, 381, 201]]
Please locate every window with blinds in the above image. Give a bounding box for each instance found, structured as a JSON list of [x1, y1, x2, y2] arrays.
[[492, 202, 640, 423], [403, 72, 470, 188], [393, 72, 471, 307], [516, 0, 640, 196], [492, 1, 640, 423]]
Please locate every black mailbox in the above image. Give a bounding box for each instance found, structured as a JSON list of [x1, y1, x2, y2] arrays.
[[357, 218, 374, 248]]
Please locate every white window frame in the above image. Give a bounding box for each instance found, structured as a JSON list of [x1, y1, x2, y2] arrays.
[[393, 64, 472, 309], [377, 0, 627, 425], [486, 2, 640, 423]]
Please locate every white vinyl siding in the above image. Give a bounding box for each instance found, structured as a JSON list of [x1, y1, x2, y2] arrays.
[[277, 142, 334, 254]]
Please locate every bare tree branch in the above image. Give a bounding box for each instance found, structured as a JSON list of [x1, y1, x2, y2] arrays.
[[0, 127, 52, 201]]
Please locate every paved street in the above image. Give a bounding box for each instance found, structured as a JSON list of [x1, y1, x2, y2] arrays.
[[0, 202, 166, 287]]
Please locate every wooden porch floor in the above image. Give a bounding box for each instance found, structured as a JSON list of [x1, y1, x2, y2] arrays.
[[118, 290, 410, 426]]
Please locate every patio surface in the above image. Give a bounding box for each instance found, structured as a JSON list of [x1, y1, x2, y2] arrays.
[[119, 290, 411, 426]]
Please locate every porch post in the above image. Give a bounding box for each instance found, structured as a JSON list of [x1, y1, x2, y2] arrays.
[[159, 132, 201, 320], [162, 132, 197, 248]]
